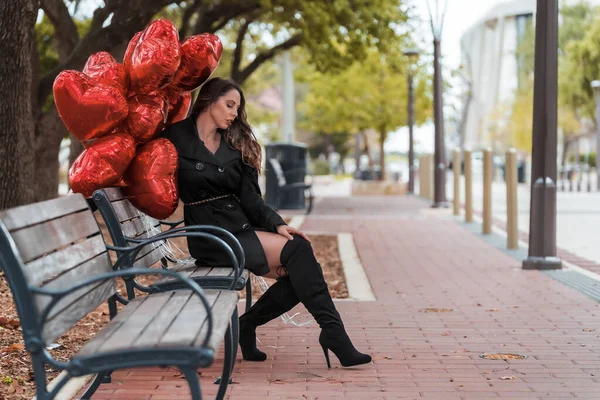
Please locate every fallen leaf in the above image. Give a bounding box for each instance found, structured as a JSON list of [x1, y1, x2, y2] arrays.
[[3, 343, 24, 353], [501, 376, 516, 380], [441, 332, 450, 336]]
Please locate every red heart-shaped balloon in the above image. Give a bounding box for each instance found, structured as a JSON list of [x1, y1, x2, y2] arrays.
[[83, 51, 128, 96], [126, 19, 181, 94], [123, 31, 142, 70], [54, 70, 129, 142], [166, 92, 192, 125], [123, 138, 179, 219], [123, 93, 168, 143], [69, 132, 137, 197], [167, 33, 223, 96]]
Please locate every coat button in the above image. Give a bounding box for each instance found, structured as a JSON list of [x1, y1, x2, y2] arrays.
[[199, 190, 208, 198], [218, 166, 225, 173], [196, 162, 204, 171], [242, 223, 250, 230], [226, 204, 235, 211]]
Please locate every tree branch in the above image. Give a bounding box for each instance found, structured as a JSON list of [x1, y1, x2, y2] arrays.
[[36, 0, 174, 109], [192, 0, 261, 34], [40, 0, 79, 61], [179, 0, 204, 38], [231, 17, 253, 81], [233, 34, 303, 84]]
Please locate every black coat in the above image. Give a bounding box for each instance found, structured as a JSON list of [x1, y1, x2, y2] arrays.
[[160, 114, 286, 276]]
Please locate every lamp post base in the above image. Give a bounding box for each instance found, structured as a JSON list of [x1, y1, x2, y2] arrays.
[[522, 256, 562, 270]]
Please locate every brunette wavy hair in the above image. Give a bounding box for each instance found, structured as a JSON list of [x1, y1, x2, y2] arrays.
[[190, 77, 262, 172]]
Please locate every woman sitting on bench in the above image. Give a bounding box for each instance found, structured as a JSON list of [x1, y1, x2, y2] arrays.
[[160, 77, 370, 368]]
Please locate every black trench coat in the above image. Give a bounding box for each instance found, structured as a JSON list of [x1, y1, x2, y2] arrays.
[[160, 114, 286, 276]]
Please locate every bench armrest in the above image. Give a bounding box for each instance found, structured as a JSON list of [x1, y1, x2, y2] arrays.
[[159, 218, 185, 228], [31, 268, 215, 363], [282, 168, 314, 186], [111, 232, 241, 290], [127, 225, 245, 276]]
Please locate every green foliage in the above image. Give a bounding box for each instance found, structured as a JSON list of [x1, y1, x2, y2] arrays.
[[311, 159, 330, 175], [298, 48, 431, 139], [569, 152, 596, 167], [254, 0, 409, 74], [509, 1, 595, 152]]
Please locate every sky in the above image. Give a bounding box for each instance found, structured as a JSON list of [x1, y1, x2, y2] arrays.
[[385, 0, 510, 154], [410, 0, 508, 71]]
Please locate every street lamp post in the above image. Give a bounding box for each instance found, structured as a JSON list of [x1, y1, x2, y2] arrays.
[[404, 49, 419, 194], [591, 80, 600, 191], [523, 0, 561, 270], [427, 0, 449, 207]]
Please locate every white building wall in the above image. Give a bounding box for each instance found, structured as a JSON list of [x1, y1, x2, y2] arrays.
[[460, 0, 536, 150]]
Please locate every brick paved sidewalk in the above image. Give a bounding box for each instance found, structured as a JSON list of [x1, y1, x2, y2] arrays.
[[85, 196, 600, 400]]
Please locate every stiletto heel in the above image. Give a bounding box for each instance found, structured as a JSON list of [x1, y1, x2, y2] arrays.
[[321, 344, 331, 369]]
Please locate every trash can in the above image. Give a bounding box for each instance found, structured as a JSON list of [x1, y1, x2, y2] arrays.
[[265, 143, 308, 209]]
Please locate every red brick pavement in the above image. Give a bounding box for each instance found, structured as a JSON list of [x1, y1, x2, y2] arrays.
[[78, 196, 600, 399]]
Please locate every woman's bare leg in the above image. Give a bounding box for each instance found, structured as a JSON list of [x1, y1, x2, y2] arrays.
[[254, 231, 290, 279], [238, 231, 296, 361]]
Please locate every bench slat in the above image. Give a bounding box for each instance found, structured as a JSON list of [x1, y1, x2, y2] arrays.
[[111, 199, 144, 223], [12, 211, 101, 263], [76, 295, 147, 356], [23, 235, 107, 286], [35, 253, 114, 319], [133, 245, 166, 268], [103, 187, 127, 202], [0, 195, 89, 231], [133, 291, 194, 347], [78, 290, 234, 357], [42, 280, 115, 344], [159, 291, 220, 346], [121, 217, 161, 240], [205, 267, 235, 278], [196, 291, 239, 352], [97, 291, 185, 353]]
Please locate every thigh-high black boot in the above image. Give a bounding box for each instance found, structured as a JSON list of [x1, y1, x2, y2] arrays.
[[239, 276, 299, 361], [280, 236, 371, 368]]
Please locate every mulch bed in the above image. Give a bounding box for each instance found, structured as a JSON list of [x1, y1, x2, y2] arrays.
[[0, 207, 347, 399]]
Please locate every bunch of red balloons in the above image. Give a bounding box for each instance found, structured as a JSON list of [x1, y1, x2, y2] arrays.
[[53, 19, 222, 219]]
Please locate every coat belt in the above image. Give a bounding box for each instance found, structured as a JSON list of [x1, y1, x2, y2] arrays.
[[184, 194, 240, 207]]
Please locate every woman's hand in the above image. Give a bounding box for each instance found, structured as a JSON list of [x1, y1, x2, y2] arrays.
[[276, 224, 311, 242]]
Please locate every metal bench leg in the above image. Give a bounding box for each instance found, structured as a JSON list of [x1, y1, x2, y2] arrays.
[[245, 279, 252, 312], [230, 308, 239, 376], [305, 188, 314, 215], [81, 371, 111, 399], [215, 324, 233, 400], [181, 367, 203, 400]]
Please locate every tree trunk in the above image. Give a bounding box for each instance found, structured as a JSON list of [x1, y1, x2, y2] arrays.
[[34, 108, 68, 202], [0, 0, 38, 209], [561, 137, 570, 167], [379, 129, 386, 181], [361, 131, 377, 180]]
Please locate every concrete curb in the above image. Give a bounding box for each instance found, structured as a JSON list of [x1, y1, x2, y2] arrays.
[[32, 371, 91, 400]]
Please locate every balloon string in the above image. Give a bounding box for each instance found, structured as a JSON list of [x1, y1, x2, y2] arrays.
[[138, 215, 313, 327]]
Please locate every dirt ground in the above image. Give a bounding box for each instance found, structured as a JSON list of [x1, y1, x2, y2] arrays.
[[0, 207, 347, 399]]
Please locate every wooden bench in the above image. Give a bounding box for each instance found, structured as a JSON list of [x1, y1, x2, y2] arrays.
[[0, 194, 239, 400], [91, 188, 251, 313], [268, 158, 314, 214]]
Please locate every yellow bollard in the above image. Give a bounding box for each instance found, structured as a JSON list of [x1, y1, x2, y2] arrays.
[[427, 154, 434, 200], [419, 154, 433, 200], [506, 148, 518, 249], [464, 150, 473, 222], [453, 150, 461, 215], [418, 155, 426, 198], [483, 149, 493, 234]]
